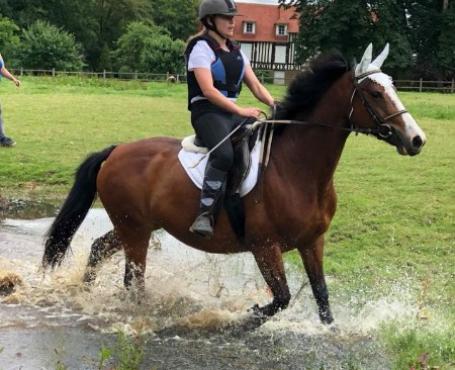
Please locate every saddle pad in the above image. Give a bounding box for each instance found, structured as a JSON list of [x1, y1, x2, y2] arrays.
[[178, 140, 260, 197]]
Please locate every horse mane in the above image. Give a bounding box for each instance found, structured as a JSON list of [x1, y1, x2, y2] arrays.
[[276, 52, 351, 120]]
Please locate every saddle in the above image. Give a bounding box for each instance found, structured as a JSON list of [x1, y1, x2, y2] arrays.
[[180, 121, 259, 197]]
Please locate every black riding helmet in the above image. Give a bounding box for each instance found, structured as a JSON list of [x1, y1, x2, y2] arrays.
[[198, 0, 240, 39]]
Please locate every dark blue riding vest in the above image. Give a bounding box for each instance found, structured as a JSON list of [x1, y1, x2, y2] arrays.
[[185, 35, 245, 110]]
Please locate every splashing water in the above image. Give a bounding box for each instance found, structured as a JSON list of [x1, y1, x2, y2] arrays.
[[0, 209, 431, 368]]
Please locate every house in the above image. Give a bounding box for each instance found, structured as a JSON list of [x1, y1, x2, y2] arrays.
[[235, 0, 300, 75]]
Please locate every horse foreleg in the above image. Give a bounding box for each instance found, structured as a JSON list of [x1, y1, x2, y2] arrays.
[[252, 243, 291, 317], [83, 230, 122, 284], [298, 237, 334, 324]]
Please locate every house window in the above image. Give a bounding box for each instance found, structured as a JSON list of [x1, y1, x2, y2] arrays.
[[274, 45, 287, 64], [276, 24, 288, 36], [243, 22, 256, 34], [240, 43, 253, 61]]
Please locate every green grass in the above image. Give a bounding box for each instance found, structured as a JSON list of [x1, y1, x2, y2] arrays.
[[0, 76, 454, 368]]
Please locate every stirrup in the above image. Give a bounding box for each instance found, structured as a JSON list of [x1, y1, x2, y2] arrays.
[[189, 213, 214, 238]]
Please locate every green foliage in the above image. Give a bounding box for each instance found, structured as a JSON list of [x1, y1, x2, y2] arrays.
[[281, 0, 453, 78], [113, 22, 185, 74], [55, 361, 68, 370], [113, 332, 145, 370], [435, 6, 455, 78], [409, 0, 455, 79], [16, 20, 84, 70], [98, 345, 113, 369], [149, 0, 199, 41], [0, 0, 154, 70], [380, 323, 455, 369], [0, 16, 20, 63], [284, 0, 413, 75]]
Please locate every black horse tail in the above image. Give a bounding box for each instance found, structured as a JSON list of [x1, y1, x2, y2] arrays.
[[42, 145, 117, 269]]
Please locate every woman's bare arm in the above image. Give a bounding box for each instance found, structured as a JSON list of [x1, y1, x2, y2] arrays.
[[194, 68, 261, 118]]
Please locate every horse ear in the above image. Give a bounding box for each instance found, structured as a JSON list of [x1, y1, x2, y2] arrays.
[[355, 43, 373, 77], [372, 43, 390, 69]]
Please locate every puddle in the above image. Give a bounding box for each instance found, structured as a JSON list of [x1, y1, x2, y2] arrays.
[[0, 198, 58, 220]]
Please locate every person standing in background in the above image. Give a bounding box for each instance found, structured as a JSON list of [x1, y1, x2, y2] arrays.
[[0, 53, 21, 147]]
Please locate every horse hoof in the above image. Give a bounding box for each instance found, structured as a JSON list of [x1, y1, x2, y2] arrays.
[[82, 273, 95, 286], [248, 304, 262, 316], [248, 303, 277, 320], [318, 307, 334, 325]]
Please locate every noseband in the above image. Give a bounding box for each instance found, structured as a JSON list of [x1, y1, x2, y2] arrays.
[[348, 70, 408, 139]]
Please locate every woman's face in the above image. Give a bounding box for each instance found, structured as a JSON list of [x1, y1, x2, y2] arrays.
[[213, 15, 235, 38]]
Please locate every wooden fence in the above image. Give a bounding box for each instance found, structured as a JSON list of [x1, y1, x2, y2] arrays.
[[394, 79, 455, 93], [10, 68, 455, 93]]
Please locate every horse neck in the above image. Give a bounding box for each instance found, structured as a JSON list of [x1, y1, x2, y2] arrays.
[[274, 73, 353, 188]]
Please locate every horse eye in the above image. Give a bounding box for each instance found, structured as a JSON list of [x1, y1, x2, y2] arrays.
[[369, 91, 383, 99]]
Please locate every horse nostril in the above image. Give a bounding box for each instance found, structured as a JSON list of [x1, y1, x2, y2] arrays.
[[412, 135, 423, 148]]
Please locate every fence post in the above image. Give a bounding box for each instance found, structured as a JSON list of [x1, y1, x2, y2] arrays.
[[52, 68, 55, 77], [20, 67, 23, 77], [103, 70, 106, 79], [451, 79, 454, 94], [419, 78, 423, 92]]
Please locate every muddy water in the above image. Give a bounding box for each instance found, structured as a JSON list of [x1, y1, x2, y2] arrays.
[[0, 208, 418, 369]]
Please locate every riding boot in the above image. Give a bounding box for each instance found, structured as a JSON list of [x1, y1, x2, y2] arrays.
[[189, 164, 228, 238]]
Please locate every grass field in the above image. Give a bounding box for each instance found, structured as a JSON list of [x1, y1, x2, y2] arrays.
[[0, 76, 454, 368]]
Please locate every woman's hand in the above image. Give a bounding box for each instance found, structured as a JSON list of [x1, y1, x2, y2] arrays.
[[237, 107, 262, 119], [13, 78, 20, 87]]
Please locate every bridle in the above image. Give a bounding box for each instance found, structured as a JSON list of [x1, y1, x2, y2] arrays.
[[348, 69, 408, 139], [259, 69, 408, 139]]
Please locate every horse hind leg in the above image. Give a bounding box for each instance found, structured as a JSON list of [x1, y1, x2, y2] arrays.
[[119, 227, 151, 293], [83, 230, 122, 285], [298, 236, 334, 324], [252, 243, 291, 317]]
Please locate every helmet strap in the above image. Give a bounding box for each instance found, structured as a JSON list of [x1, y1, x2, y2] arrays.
[[202, 16, 228, 40]]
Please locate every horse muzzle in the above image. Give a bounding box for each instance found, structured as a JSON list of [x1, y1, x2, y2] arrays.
[[379, 124, 426, 156], [393, 126, 426, 156]]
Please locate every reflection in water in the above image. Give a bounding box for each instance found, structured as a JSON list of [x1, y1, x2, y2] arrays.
[[0, 209, 421, 368]]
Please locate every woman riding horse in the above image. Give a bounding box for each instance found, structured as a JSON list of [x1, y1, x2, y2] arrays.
[[42, 43, 426, 325], [186, 0, 274, 238]]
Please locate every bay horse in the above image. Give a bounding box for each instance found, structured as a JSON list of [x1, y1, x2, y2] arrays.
[[42, 44, 426, 324]]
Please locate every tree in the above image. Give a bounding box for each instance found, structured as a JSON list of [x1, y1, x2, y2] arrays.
[[0, 0, 154, 70], [16, 20, 84, 70], [149, 0, 199, 41], [0, 16, 20, 64], [281, 0, 453, 78], [408, 0, 455, 78], [113, 21, 185, 74], [0, 0, 48, 27], [280, 0, 413, 76], [435, 5, 455, 78]]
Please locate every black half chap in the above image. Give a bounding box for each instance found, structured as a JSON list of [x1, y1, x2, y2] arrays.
[[192, 110, 252, 239], [192, 111, 246, 172]]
